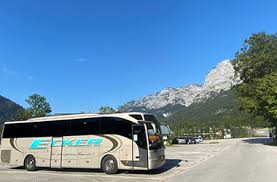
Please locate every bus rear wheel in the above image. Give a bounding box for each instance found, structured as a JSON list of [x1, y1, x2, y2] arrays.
[[24, 155, 37, 171], [101, 155, 118, 174]]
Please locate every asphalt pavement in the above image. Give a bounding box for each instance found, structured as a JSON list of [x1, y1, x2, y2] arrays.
[[168, 137, 277, 182], [0, 138, 276, 182]]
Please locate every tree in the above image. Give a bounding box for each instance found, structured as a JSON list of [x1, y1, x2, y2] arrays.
[[98, 106, 115, 114], [16, 94, 52, 120], [233, 32, 277, 127], [26, 94, 52, 117], [15, 109, 32, 120]]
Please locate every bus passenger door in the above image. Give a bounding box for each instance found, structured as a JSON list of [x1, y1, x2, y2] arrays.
[[50, 137, 63, 168], [132, 124, 149, 170]]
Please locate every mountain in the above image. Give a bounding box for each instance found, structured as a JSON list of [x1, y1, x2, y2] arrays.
[[0, 95, 23, 125], [118, 84, 202, 115], [119, 60, 240, 116]]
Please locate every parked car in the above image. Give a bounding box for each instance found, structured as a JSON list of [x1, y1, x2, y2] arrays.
[[172, 137, 186, 144], [187, 136, 197, 144], [194, 136, 203, 143], [172, 136, 197, 144]]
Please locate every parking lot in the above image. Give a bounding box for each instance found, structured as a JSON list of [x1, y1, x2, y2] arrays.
[[0, 139, 238, 182]]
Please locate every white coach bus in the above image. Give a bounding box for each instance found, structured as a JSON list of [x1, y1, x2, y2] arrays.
[[0, 112, 165, 174]]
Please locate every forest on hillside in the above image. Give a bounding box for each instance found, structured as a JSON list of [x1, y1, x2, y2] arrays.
[[0, 95, 23, 134], [161, 90, 268, 138]]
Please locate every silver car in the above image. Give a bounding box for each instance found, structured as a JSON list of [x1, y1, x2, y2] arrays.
[[195, 136, 203, 143]]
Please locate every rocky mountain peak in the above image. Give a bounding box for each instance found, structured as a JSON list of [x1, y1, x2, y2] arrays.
[[204, 59, 238, 92], [193, 59, 240, 102], [119, 60, 240, 112]]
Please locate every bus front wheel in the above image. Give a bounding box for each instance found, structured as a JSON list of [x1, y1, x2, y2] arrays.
[[101, 155, 118, 174], [24, 155, 37, 171]]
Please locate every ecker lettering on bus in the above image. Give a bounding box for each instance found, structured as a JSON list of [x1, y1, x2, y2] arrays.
[[29, 137, 103, 149]]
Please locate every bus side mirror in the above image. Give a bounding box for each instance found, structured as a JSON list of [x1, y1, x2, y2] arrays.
[[133, 134, 138, 141]]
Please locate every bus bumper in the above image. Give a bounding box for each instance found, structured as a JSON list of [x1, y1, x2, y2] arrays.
[[148, 149, 165, 170]]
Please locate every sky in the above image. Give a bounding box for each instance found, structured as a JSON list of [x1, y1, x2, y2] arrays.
[[1, 0, 277, 113]]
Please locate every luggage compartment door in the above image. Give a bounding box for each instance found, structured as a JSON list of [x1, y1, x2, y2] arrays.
[[50, 137, 63, 168]]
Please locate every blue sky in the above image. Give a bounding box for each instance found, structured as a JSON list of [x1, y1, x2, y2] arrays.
[[1, 0, 277, 113]]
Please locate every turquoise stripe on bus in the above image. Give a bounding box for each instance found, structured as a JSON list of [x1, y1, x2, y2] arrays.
[[29, 137, 103, 149]]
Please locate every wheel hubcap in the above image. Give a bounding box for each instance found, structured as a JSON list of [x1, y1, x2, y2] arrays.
[[105, 159, 114, 171], [27, 159, 34, 168]]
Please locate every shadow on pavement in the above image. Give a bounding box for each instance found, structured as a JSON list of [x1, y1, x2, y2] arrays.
[[126, 159, 182, 175], [11, 159, 182, 175], [242, 137, 275, 146]]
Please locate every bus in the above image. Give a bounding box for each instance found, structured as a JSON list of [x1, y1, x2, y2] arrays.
[[0, 112, 165, 174]]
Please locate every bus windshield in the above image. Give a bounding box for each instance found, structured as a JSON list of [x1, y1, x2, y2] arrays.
[[143, 115, 164, 150]]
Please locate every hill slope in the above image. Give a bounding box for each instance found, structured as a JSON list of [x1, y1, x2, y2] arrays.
[[161, 90, 267, 134], [0, 95, 23, 125]]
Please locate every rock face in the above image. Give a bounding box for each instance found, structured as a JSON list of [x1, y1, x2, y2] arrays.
[[119, 60, 240, 113], [194, 60, 240, 102], [124, 84, 202, 110], [204, 60, 238, 91]]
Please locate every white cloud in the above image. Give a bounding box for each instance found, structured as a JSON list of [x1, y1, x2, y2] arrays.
[[74, 58, 88, 63], [2, 66, 17, 75]]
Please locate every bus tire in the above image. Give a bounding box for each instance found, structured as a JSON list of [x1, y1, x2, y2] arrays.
[[101, 155, 118, 174], [24, 155, 37, 171]]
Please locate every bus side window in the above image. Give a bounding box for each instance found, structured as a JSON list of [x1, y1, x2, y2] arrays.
[[3, 123, 28, 138], [70, 118, 100, 136], [100, 117, 132, 139]]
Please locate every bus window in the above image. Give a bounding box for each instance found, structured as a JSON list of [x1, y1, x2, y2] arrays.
[[3, 120, 70, 138], [144, 115, 160, 130], [143, 115, 164, 150], [145, 123, 155, 135], [129, 114, 143, 120], [70, 118, 100, 136], [100, 117, 132, 139]]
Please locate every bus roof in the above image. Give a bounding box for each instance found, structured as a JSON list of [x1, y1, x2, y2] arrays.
[[4, 112, 154, 124]]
